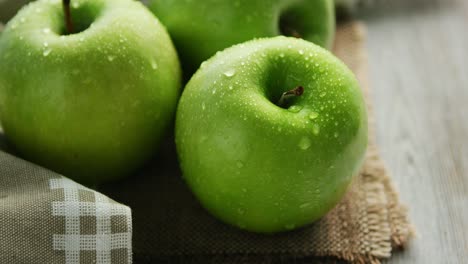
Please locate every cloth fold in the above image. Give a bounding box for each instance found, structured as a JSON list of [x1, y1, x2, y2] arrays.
[[0, 148, 133, 264]]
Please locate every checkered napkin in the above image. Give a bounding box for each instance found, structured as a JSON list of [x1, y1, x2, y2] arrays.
[[0, 146, 132, 264]]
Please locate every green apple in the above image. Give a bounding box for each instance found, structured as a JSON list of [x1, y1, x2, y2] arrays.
[[176, 37, 367, 233], [148, 0, 335, 75], [0, 0, 181, 185]]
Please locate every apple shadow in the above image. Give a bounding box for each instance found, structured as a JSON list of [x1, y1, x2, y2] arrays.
[[0, 132, 15, 154], [0, 0, 31, 23]]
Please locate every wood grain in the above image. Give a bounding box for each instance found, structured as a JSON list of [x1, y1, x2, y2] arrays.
[[358, 0, 468, 263]]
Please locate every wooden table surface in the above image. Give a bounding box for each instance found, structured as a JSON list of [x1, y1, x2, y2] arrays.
[[358, 0, 468, 263]]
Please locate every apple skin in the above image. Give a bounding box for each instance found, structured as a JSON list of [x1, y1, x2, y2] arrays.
[[148, 0, 335, 75], [176, 37, 367, 233], [0, 0, 181, 184]]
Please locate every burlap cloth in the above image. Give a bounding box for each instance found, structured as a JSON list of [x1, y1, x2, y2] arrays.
[[0, 21, 413, 263], [100, 21, 414, 263]]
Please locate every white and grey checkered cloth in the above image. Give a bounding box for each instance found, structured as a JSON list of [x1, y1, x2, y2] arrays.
[[0, 150, 132, 264]]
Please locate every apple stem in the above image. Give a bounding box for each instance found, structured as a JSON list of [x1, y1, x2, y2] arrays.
[[63, 0, 74, 34], [277, 86, 304, 107], [284, 26, 302, 38]]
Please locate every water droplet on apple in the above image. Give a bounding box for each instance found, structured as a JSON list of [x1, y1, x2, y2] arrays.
[[312, 124, 320, 135], [299, 50, 304, 55], [212, 89, 216, 94], [43, 42, 48, 47], [285, 223, 296, 230], [299, 202, 311, 209], [237, 208, 245, 215], [309, 111, 319, 120], [242, 188, 247, 193], [72, 2, 80, 8], [202, 102, 206, 110], [224, 69, 236, 78], [151, 61, 158, 70], [199, 135, 208, 143], [236, 161, 244, 168], [228, 85, 233, 90], [298, 137, 311, 150], [288, 105, 303, 113], [42, 49, 52, 57], [107, 55, 115, 62], [334, 132, 339, 138], [279, 53, 285, 58], [320, 92, 326, 97]]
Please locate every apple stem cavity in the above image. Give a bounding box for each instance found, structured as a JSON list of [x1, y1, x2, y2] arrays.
[[277, 86, 304, 107], [63, 0, 74, 34], [279, 16, 303, 39]]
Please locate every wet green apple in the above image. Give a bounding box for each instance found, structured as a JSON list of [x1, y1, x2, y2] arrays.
[[176, 37, 367, 233], [0, 0, 181, 185], [149, 0, 335, 75]]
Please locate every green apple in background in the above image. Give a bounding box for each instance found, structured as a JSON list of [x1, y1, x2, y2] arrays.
[[176, 37, 367, 233], [0, 0, 181, 185], [148, 0, 335, 76]]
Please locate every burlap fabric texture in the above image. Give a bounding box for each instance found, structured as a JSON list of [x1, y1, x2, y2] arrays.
[[0, 21, 413, 264]]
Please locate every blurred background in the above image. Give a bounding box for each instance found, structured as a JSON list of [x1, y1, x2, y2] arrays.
[[1, 0, 467, 263]]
